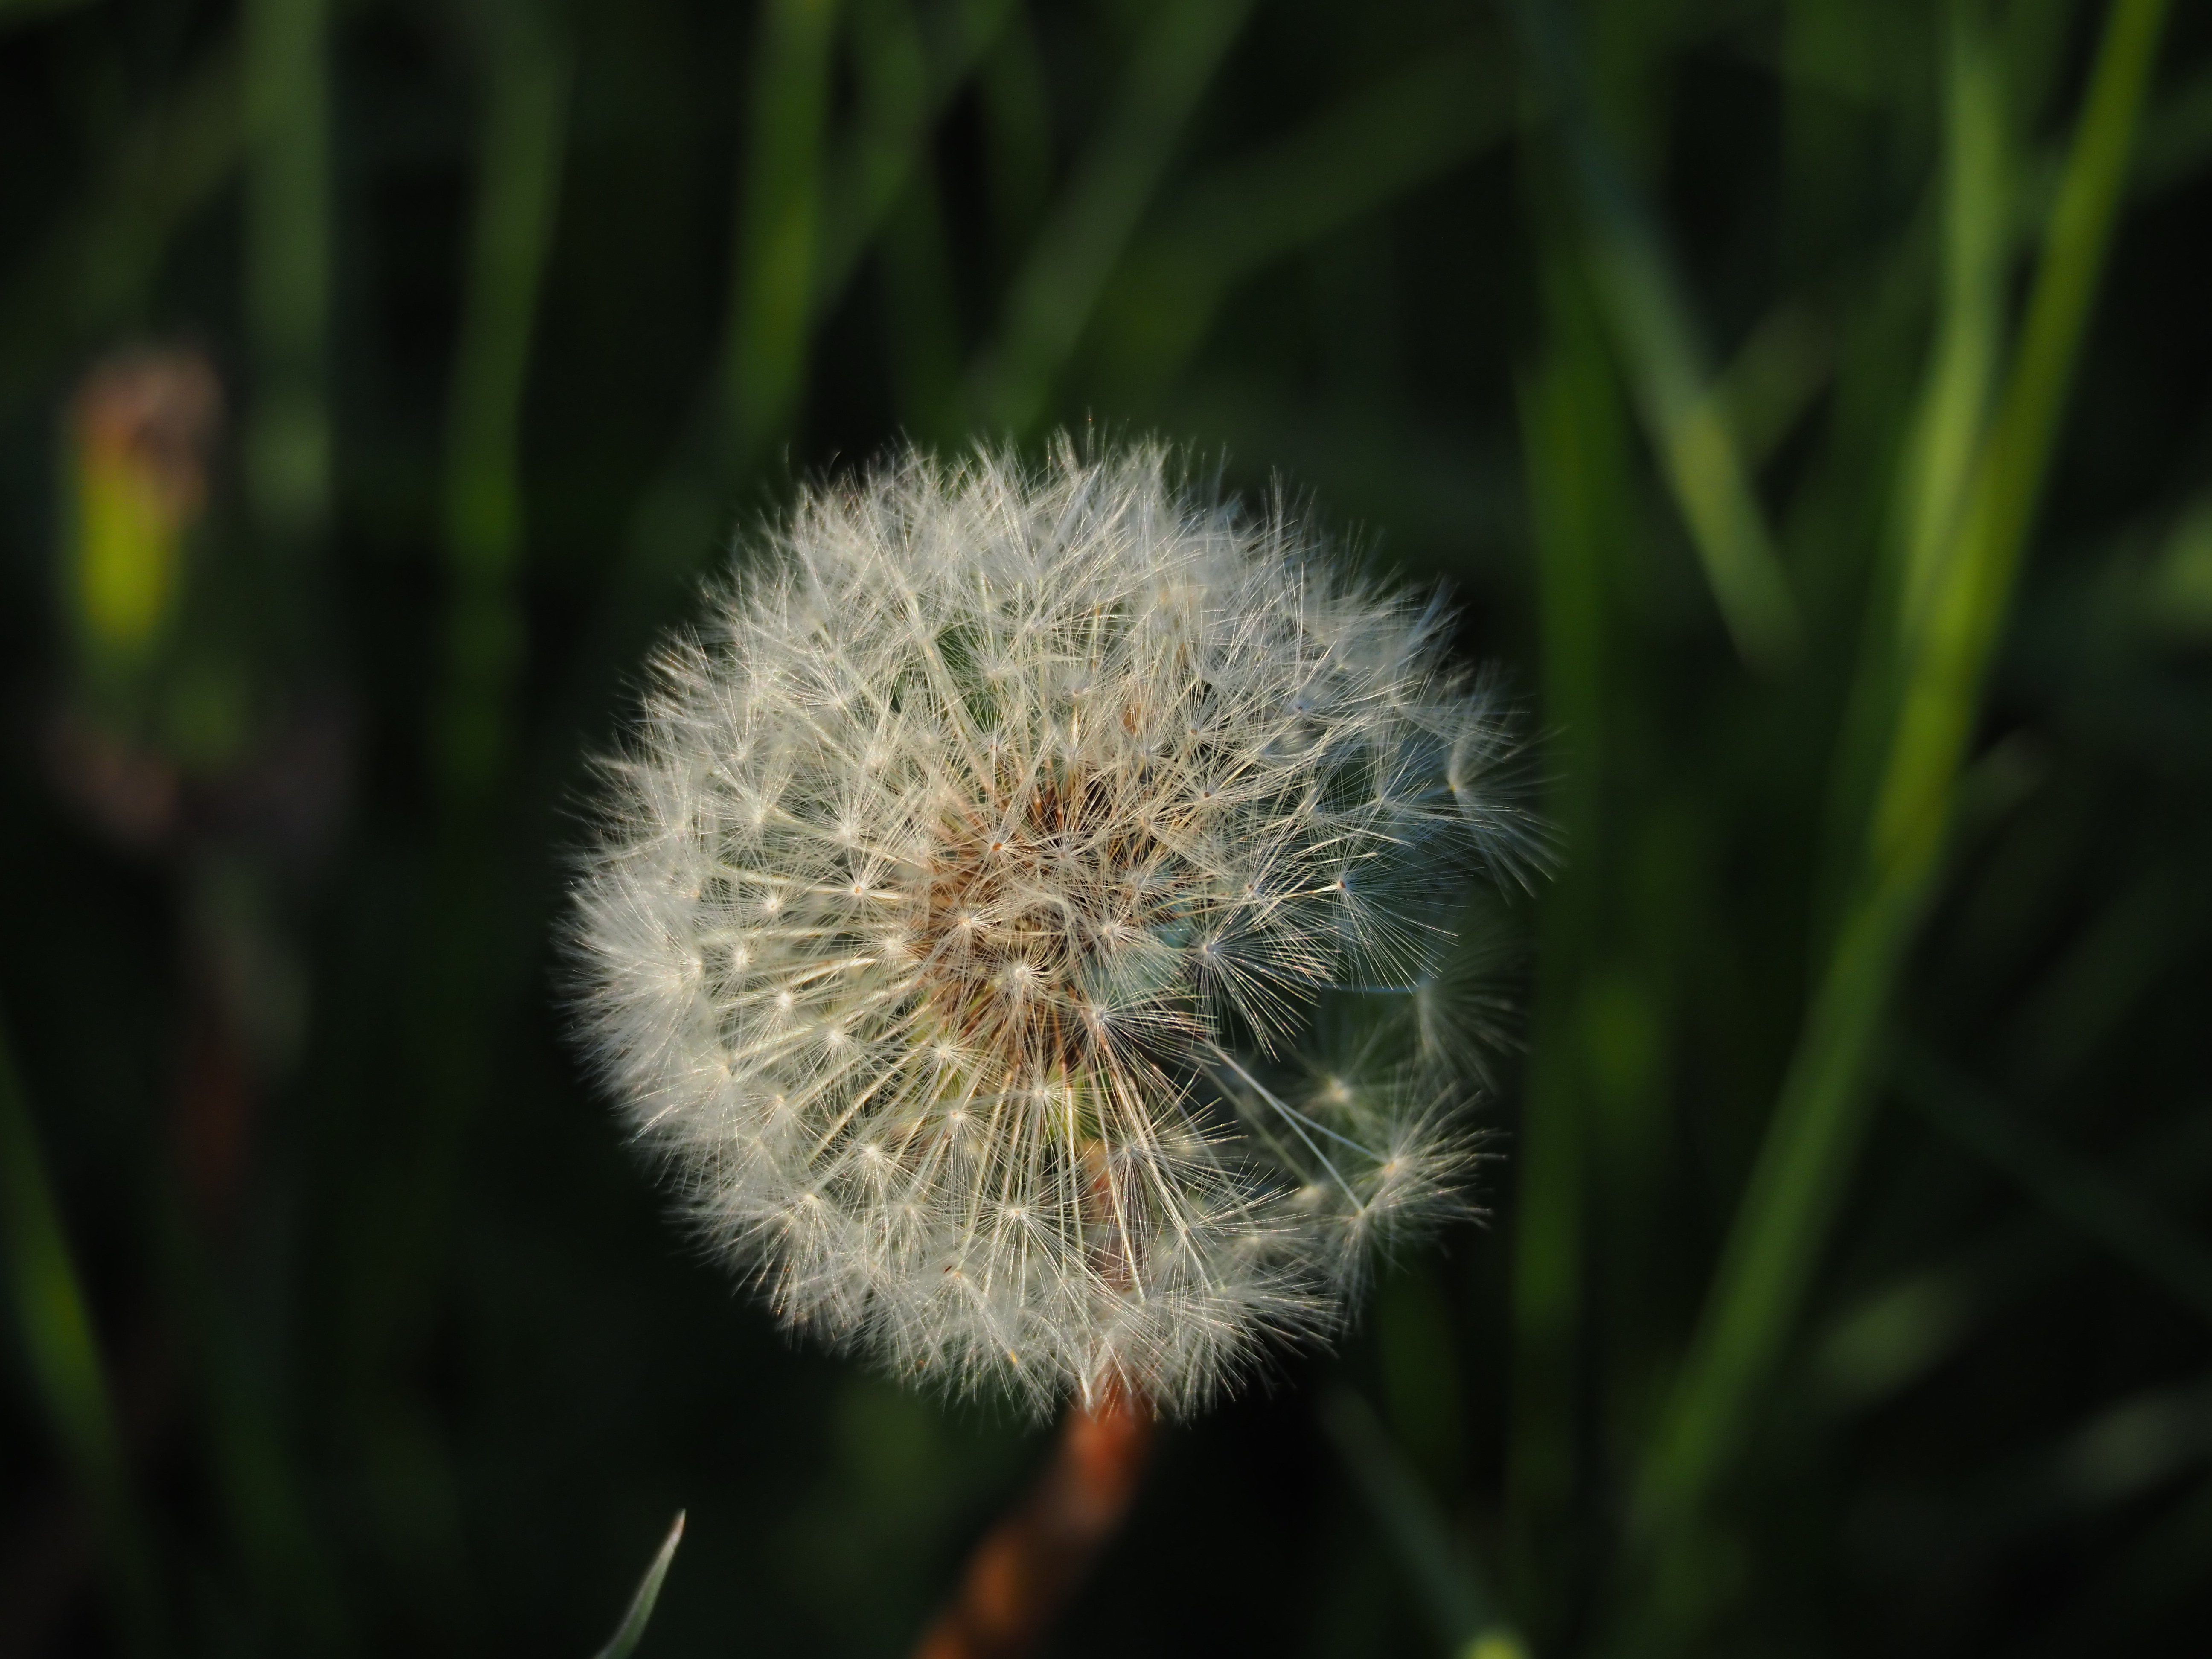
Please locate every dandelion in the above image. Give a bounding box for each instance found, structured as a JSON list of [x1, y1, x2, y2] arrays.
[[569, 438, 1540, 1417]]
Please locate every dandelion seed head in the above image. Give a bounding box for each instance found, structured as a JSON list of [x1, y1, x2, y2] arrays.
[[568, 439, 1538, 1415]]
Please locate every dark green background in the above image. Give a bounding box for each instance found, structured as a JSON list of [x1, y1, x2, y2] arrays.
[[3, 0, 2211, 1654]]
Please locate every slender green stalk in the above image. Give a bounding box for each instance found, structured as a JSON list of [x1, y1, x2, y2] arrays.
[[818, 0, 1015, 315], [241, 0, 332, 551], [1874, 0, 2171, 869], [1624, 0, 2171, 1608], [437, 0, 573, 808], [1502, 0, 1802, 677], [965, 0, 1255, 434], [877, 148, 964, 444], [724, 0, 843, 473], [147, 1176, 351, 1652], [1504, 254, 1620, 1640], [852, 0, 963, 441], [0, 1010, 164, 1658], [1094, 42, 1516, 397], [592, 1512, 687, 1659], [1322, 1391, 1523, 1659], [1895, 12, 2009, 646]]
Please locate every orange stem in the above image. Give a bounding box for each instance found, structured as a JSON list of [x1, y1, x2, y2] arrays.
[[911, 1388, 1155, 1659]]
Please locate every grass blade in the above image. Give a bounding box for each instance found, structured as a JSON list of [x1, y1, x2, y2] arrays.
[[1502, 0, 1803, 677], [819, 0, 1016, 317], [1321, 1391, 1524, 1659], [437, 0, 572, 809], [965, 0, 1256, 434], [1623, 0, 2172, 1618], [0, 1009, 165, 1657], [1503, 254, 1623, 1639], [592, 1510, 687, 1659], [241, 0, 332, 550], [724, 0, 843, 471], [1093, 41, 1516, 395]]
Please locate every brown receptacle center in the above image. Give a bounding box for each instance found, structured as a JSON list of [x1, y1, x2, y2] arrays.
[[915, 768, 1184, 1088]]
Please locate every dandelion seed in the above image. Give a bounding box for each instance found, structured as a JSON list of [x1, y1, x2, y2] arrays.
[[568, 439, 1540, 1416]]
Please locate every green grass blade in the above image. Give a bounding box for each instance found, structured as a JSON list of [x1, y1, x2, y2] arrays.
[[965, 0, 1256, 434], [1871, 0, 2171, 874], [1502, 0, 1802, 677], [1621, 0, 2171, 1619], [147, 1177, 353, 1651], [1092, 41, 1515, 395], [1895, 9, 2009, 650], [1503, 258, 1621, 1637], [437, 0, 572, 809], [241, 0, 333, 551], [592, 1510, 687, 1659], [0, 1010, 165, 1658], [818, 0, 1014, 318], [724, 0, 843, 472], [1321, 1391, 1524, 1658], [1899, 1049, 2212, 1329]]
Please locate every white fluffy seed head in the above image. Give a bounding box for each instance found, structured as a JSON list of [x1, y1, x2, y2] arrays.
[[568, 438, 1542, 1416]]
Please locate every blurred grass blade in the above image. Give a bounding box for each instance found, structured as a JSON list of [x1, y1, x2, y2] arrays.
[[1094, 41, 1515, 395], [147, 1180, 352, 1650], [724, 0, 843, 472], [242, 0, 333, 550], [1321, 1391, 1524, 1658], [1895, 9, 2009, 646], [0, 45, 240, 415], [1899, 1049, 2212, 1328], [1715, 302, 1832, 469], [437, 0, 573, 809], [0, 1010, 165, 1658], [592, 1510, 687, 1659], [1501, 0, 1802, 677], [1626, 0, 2171, 1592], [818, 0, 1015, 315], [1504, 255, 1623, 1638], [1873, 0, 2171, 870], [966, 0, 1256, 434]]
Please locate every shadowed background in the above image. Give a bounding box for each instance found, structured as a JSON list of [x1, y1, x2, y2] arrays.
[[3, 0, 2211, 1654]]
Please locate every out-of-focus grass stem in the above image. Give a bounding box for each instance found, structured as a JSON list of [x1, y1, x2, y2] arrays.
[[146, 1176, 351, 1652], [1504, 254, 1620, 1641], [437, 0, 572, 810], [0, 1010, 165, 1659], [1501, 0, 1802, 678], [242, 0, 332, 553], [1895, 13, 2008, 644], [724, 0, 843, 474], [1094, 42, 1515, 398], [851, 0, 962, 441], [965, 0, 1255, 434], [587, 0, 1001, 671], [1624, 0, 2171, 1622], [1322, 1391, 1524, 1659], [820, 0, 1014, 317]]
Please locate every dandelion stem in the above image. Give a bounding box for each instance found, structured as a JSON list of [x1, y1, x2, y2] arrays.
[[911, 1386, 1155, 1659]]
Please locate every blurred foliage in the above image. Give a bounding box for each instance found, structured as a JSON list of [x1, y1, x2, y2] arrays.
[[2, 0, 2210, 1655]]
